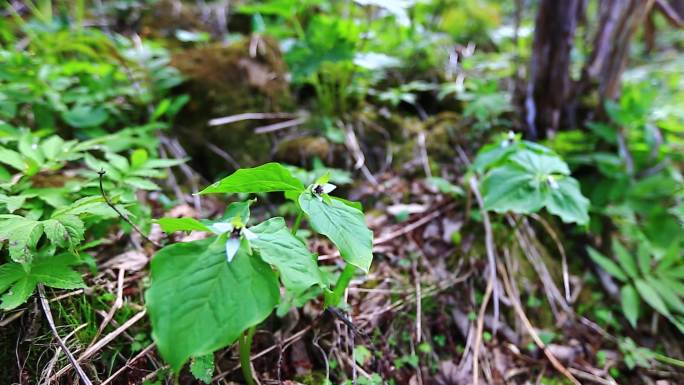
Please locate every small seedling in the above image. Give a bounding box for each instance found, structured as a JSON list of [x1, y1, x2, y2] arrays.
[[146, 162, 374, 381]]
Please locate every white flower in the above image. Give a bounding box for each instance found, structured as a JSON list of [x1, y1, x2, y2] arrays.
[[209, 221, 258, 263], [225, 236, 241, 263], [547, 175, 559, 189], [313, 183, 337, 201]]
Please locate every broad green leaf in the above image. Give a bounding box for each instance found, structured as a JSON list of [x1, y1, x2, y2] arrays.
[[199, 163, 304, 195], [545, 177, 590, 225], [250, 217, 322, 294], [157, 218, 211, 233], [43, 219, 70, 248], [587, 246, 627, 282], [482, 165, 545, 214], [190, 354, 215, 384], [299, 192, 373, 272], [634, 279, 671, 317], [146, 237, 279, 372], [510, 150, 570, 175], [621, 284, 640, 327]]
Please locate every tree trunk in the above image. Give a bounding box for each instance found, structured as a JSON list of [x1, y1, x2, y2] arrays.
[[525, 0, 583, 139], [524, 0, 656, 138], [583, 0, 655, 101]]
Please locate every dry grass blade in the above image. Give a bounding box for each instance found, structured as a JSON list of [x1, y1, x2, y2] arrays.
[[497, 262, 581, 385], [38, 284, 93, 385], [468, 176, 498, 385], [51, 310, 147, 381]]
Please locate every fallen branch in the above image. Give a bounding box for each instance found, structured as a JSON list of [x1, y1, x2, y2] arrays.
[[98, 170, 161, 248], [208, 112, 299, 127]]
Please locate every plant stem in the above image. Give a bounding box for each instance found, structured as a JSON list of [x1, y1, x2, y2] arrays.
[[239, 326, 257, 385], [330, 263, 357, 306], [291, 211, 304, 235]]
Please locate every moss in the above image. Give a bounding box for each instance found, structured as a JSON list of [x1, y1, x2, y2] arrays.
[[169, 37, 293, 177], [274, 136, 331, 165]]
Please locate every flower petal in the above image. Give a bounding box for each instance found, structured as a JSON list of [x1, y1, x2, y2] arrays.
[[242, 228, 258, 240], [211, 222, 233, 234], [322, 183, 337, 194], [225, 237, 240, 262]]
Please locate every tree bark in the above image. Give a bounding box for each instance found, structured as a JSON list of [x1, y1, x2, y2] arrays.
[[525, 0, 656, 138], [525, 0, 583, 139]]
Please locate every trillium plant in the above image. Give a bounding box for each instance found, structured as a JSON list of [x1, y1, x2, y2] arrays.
[[146, 163, 373, 382]]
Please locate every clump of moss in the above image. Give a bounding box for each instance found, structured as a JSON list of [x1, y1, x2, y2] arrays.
[[169, 37, 294, 177]]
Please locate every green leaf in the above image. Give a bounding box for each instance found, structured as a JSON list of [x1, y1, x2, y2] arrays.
[[124, 177, 161, 191], [157, 218, 211, 233], [62, 105, 108, 128], [545, 177, 590, 225], [1, 276, 36, 310], [621, 284, 640, 327], [0, 147, 26, 171], [0, 263, 24, 293], [199, 163, 304, 195], [634, 279, 671, 317], [587, 246, 627, 282], [190, 354, 215, 384], [250, 217, 322, 294], [0, 255, 85, 310], [299, 192, 373, 272], [0, 216, 43, 263], [646, 276, 684, 315], [146, 237, 279, 372], [612, 239, 638, 278], [482, 165, 545, 214], [130, 149, 149, 169]]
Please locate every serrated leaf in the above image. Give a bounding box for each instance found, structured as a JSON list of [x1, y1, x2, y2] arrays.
[[587, 246, 627, 282], [250, 217, 322, 294], [0, 254, 84, 310], [157, 217, 211, 233], [190, 354, 215, 384], [0, 263, 24, 293], [621, 284, 640, 327], [146, 237, 279, 372], [200, 163, 304, 195], [0, 276, 36, 310], [299, 192, 373, 272], [0, 217, 43, 263], [43, 219, 70, 247]]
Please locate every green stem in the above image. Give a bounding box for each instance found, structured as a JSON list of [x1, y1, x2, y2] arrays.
[[654, 352, 684, 368], [291, 211, 304, 235], [239, 326, 257, 385], [330, 263, 357, 306]]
